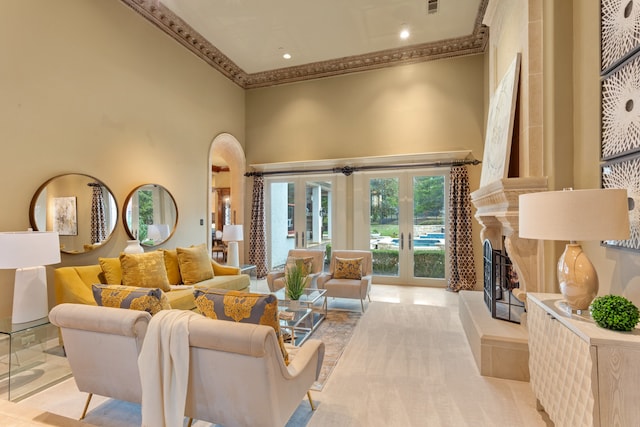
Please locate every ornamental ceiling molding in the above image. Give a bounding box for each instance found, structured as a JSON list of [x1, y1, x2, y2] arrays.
[[121, 0, 489, 89]]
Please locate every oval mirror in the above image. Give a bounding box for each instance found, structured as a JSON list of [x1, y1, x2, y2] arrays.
[[29, 174, 118, 254], [123, 184, 178, 247]]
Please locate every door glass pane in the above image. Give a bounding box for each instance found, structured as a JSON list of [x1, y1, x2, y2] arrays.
[[269, 181, 296, 270], [305, 180, 332, 249], [369, 177, 399, 276], [412, 175, 446, 278]]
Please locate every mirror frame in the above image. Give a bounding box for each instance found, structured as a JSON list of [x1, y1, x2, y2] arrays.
[[122, 184, 178, 247], [29, 173, 119, 254]]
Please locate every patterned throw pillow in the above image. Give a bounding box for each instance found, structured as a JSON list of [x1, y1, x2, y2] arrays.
[[176, 243, 214, 285], [284, 256, 314, 277], [334, 257, 364, 280], [92, 284, 170, 315], [98, 257, 122, 284], [120, 251, 171, 292], [194, 288, 289, 364], [161, 249, 183, 285]]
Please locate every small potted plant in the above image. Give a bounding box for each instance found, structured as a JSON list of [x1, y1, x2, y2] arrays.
[[285, 262, 308, 305], [590, 294, 640, 332]]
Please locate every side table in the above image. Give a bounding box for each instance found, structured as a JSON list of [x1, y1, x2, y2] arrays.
[[0, 317, 71, 401], [239, 264, 257, 289]]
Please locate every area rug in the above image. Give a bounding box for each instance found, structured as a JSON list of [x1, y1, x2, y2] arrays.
[[310, 309, 362, 391]]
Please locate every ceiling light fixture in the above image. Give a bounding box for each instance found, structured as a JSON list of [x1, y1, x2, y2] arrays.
[[283, 53, 292, 60], [400, 28, 410, 40]]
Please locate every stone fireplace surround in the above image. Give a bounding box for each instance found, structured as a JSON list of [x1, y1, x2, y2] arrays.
[[459, 177, 548, 382]]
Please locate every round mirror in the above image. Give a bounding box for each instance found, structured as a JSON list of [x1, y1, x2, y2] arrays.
[[29, 174, 118, 254], [123, 184, 178, 247]]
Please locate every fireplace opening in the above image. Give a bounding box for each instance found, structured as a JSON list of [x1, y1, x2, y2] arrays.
[[483, 239, 525, 323]]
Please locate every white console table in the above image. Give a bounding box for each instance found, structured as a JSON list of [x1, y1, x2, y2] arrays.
[[527, 293, 640, 427]]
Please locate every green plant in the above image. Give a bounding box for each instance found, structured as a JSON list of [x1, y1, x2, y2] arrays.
[[590, 294, 640, 331], [285, 263, 307, 300]]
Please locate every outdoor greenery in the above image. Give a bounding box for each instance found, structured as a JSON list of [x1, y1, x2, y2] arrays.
[[137, 189, 154, 241], [370, 176, 444, 226], [372, 249, 445, 278], [590, 294, 640, 331]]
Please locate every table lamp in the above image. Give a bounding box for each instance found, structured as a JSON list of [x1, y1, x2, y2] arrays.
[[0, 231, 61, 323], [519, 188, 630, 311], [222, 224, 243, 267]]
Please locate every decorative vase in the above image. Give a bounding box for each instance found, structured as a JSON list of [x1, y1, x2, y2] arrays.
[[123, 239, 144, 254]]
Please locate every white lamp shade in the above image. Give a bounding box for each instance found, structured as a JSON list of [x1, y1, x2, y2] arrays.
[[519, 189, 630, 241], [222, 224, 244, 242], [0, 231, 61, 268]]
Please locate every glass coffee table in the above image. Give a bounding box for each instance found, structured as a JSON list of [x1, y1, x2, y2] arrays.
[[274, 288, 326, 346]]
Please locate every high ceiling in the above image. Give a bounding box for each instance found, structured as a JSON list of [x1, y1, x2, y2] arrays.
[[121, 0, 488, 88]]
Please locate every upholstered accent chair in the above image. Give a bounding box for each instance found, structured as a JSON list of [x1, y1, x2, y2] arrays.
[[49, 303, 151, 420], [184, 315, 325, 427], [317, 250, 373, 312], [266, 249, 326, 292]]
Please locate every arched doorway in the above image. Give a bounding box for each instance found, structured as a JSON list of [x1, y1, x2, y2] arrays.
[[208, 133, 246, 263]]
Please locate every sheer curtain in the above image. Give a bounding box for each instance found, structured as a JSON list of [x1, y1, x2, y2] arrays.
[[446, 165, 476, 291], [249, 176, 268, 279], [90, 184, 107, 244]]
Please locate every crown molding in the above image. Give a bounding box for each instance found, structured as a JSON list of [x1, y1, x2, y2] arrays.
[[120, 0, 489, 89]]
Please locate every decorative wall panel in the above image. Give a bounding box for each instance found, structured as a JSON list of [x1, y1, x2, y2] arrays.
[[602, 51, 640, 159], [601, 153, 640, 250], [601, 0, 640, 74]]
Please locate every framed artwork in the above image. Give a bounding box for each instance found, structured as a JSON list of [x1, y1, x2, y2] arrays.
[[54, 196, 78, 236], [601, 153, 640, 251], [601, 0, 640, 75], [601, 50, 640, 159], [479, 53, 521, 187]]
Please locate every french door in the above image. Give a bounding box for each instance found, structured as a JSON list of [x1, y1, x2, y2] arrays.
[[357, 170, 449, 286], [266, 176, 335, 270]]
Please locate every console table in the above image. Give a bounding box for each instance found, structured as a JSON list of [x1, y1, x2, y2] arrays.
[[527, 293, 640, 427]]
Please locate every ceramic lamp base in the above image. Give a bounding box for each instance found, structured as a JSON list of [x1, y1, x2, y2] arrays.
[[13, 266, 48, 324], [227, 241, 239, 267], [557, 243, 598, 311]]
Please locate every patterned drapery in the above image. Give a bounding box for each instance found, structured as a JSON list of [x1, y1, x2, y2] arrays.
[[90, 184, 107, 244], [249, 176, 268, 279], [447, 165, 476, 291]]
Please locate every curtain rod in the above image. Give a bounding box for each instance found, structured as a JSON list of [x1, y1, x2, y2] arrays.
[[245, 158, 480, 177]]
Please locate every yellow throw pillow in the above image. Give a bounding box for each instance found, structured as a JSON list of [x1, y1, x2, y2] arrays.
[[98, 257, 122, 284], [194, 288, 289, 364], [92, 284, 170, 315], [161, 249, 182, 285], [285, 256, 314, 277], [334, 257, 363, 280], [120, 251, 171, 292], [176, 243, 214, 285]]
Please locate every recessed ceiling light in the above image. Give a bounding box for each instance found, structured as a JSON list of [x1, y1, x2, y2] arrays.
[[400, 29, 410, 40], [283, 53, 292, 60]]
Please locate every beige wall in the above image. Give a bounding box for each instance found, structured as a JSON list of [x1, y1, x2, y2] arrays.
[[246, 54, 487, 286], [0, 0, 245, 316], [246, 54, 486, 165]]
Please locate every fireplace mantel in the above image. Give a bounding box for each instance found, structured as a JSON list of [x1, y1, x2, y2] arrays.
[[471, 177, 547, 300]]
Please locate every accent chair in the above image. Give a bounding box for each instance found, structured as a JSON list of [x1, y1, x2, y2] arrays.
[[266, 248, 326, 292], [49, 303, 150, 420], [316, 249, 373, 312]]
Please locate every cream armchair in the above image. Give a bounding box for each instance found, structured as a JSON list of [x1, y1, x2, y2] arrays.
[[266, 249, 325, 292], [317, 249, 373, 312], [185, 316, 325, 427], [48, 303, 151, 419]]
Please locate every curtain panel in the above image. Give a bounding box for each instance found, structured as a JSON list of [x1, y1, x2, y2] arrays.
[[90, 185, 107, 244], [249, 176, 268, 278], [446, 165, 476, 291]]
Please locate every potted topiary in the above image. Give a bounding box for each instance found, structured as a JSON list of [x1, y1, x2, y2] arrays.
[[590, 294, 640, 332], [285, 262, 308, 304]]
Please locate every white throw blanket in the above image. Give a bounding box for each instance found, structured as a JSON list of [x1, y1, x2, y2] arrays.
[[138, 309, 201, 427]]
